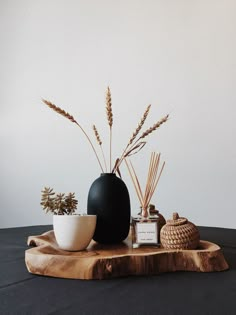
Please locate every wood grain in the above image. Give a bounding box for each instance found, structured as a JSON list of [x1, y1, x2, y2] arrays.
[[25, 230, 229, 280]]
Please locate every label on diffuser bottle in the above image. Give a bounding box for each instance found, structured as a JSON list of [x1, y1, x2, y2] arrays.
[[136, 222, 158, 244]]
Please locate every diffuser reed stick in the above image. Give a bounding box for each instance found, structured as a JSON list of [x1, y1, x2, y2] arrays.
[[125, 152, 165, 217]]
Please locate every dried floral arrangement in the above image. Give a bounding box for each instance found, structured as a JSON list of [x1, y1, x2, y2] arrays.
[[41, 187, 78, 215], [42, 87, 168, 174], [125, 152, 165, 217]]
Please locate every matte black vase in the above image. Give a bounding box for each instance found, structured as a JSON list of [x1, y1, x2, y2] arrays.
[[87, 173, 131, 244]]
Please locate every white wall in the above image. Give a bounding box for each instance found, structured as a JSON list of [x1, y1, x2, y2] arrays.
[[1, 0, 235, 228]]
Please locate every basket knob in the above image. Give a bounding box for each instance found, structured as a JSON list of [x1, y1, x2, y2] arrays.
[[173, 212, 179, 220]]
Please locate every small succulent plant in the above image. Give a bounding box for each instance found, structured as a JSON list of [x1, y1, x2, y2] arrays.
[[41, 187, 78, 215]]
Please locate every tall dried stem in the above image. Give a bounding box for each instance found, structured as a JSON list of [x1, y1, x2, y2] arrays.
[[92, 125, 107, 172], [127, 104, 151, 147], [136, 114, 169, 142], [106, 87, 113, 172], [113, 112, 168, 173], [113, 104, 151, 173], [42, 99, 104, 173]]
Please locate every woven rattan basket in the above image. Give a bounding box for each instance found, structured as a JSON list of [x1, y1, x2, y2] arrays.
[[160, 212, 200, 250]]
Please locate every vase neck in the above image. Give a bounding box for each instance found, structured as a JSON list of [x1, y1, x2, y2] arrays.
[[100, 173, 116, 176]]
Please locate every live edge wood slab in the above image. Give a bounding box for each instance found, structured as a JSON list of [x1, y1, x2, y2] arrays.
[[25, 230, 229, 280]]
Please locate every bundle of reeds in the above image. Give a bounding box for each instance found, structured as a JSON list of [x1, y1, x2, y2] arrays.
[[125, 152, 165, 217]]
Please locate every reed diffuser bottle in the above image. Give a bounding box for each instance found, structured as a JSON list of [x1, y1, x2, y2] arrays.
[[132, 204, 166, 248], [126, 152, 165, 248]]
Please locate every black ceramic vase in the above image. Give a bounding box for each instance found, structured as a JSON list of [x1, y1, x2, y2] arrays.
[[87, 173, 131, 244]]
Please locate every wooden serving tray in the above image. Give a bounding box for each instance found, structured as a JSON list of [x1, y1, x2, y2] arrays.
[[25, 230, 229, 280]]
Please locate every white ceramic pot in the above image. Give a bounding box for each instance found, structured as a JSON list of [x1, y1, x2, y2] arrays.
[[53, 214, 97, 251]]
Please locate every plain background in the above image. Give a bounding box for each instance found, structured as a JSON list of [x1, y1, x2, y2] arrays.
[[0, 0, 235, 228]]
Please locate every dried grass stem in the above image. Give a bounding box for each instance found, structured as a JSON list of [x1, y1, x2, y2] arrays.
[[42, 99, 104, 172], [128, 104, 151, 146], [113, 111, 168, 173], [113, 104, 151, 173], [106, 87, 113, 172], [106, 87, 113, 127], [93, 125, 107, 172], [93, 125, 102, 145], [137, 114, 169, 142]]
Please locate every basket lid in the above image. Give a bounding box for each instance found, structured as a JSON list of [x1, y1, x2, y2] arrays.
[[166, 212, 188, 226]]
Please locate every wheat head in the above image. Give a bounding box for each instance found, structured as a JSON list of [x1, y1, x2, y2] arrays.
[[42, 99, 77, 124], [139, 114, 169, 140], [106, 87, 113, 127], [128, 104, 151, 146], [93, 125, 102, 145]]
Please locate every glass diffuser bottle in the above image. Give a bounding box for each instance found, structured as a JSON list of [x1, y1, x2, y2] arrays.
[[132, 206, 160, 248], [125, 152, 166, 248]]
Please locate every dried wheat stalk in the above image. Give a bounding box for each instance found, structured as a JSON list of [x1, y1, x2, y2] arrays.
[[114, 114, 168, 173], [128, 104, 151, 146], [137, 114, 169, 141], [42, 99, 77, 123], [124, 141, 146, 158], [113, 158, 122, 178], [42, 99, 104, 173], [125, 160, 143, 206], [106, 87, 113, 127], [112, 104, 151, 173], [106, 86, 113, 172], [93, 125, 107, 172], [42, 90, 169, 176], [93, 125, 102, 145]]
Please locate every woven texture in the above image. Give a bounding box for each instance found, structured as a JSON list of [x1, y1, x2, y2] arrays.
[[160, 213, 200, 250]]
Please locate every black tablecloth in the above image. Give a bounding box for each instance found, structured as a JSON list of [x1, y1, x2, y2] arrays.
[[0, 225, 236, 315]]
